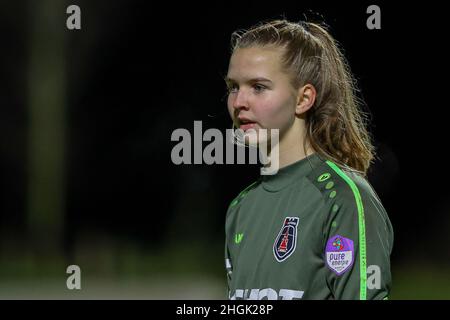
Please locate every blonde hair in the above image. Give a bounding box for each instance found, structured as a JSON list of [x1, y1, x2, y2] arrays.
[[230, 19, 375, 175]]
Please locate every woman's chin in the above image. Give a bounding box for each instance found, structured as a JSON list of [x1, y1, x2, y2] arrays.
[[234, 126, 277, 147], [243, 128, 270, 147]]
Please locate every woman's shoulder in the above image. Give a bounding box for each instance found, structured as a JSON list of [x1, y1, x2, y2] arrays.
[[305, 160, 382, 208], [227, 179, 261, 209]]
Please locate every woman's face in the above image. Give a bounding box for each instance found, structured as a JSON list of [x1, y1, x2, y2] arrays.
[[226, 46, 298, 144]]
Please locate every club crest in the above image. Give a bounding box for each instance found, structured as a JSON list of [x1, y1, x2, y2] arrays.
[[273, 217, 299, 262]]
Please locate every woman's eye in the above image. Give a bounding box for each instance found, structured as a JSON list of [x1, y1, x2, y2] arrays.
[[253, 84, 266, 93], [227, 84, 238, 93]]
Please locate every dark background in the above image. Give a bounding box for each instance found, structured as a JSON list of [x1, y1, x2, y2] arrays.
[[1, 0, 449, 298]]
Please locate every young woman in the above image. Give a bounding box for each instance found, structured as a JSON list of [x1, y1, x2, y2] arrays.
[[224, 19, 393, 300]]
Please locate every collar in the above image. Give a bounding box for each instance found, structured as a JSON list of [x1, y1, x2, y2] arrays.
[[261, 153, 323, 192]]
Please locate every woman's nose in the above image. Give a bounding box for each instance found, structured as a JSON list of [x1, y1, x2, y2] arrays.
[[232, 89, 249, 111]]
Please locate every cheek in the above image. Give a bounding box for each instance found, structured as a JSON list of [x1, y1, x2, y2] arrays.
[[255, 94, 296, 129], [227, 95, 235, 118]]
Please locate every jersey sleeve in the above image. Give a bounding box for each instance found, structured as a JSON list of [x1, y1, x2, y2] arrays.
[[224, 191, 241, 299], [322, 172, 394, 300], [224, 180, 259, 298], [225, 241, 233, 298]]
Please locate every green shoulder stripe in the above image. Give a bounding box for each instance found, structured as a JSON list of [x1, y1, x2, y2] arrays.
[[229, 181, 259, 208], [325, 161, 367, 301]]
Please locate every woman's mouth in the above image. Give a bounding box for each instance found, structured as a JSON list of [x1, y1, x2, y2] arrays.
[[239, 122, 257, 131], [238, 116, 258, 131]]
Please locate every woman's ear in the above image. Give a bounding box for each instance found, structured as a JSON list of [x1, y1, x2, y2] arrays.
[[295, 84, 316, 115]]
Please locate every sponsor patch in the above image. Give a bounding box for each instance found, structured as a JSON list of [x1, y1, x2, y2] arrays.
[[273, 217, 299, 262], [325, 235, 354, 275]]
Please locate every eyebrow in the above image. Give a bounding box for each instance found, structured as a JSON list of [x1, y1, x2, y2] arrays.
[[225, 77, 273, 84]]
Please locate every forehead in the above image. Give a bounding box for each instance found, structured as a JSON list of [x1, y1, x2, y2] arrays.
[[227, 47, 284, 80]]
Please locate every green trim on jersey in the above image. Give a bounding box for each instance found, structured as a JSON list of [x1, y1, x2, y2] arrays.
[[229, 180, 259, 208], [325, 161, 367, 300]]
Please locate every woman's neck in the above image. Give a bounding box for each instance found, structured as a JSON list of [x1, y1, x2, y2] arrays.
[[278, 139, 314, 169], [268, 120, 314, 170]]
